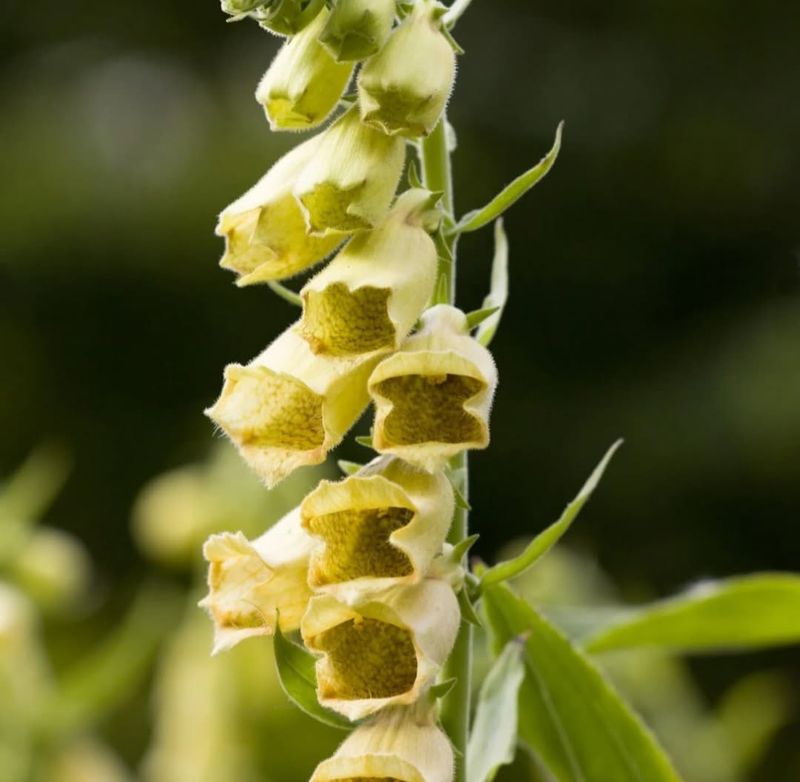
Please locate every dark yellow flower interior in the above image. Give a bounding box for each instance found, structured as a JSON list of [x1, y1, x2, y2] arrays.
[[301, 284, 394, 356], [317, 617, 417, 700], [377, 373, 484, 444], [307, 507, 414, 584], [362, 86, 432, 137], [300, 183, 371, 233]]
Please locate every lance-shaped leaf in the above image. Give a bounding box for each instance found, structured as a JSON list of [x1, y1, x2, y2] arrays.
[[467, 639, 525, 782], [475, 219, 508, 347], [584, 573, 800, 654], [483, 582, 684, 782], [480, 440, 622, 589], [451, 122, 563, 235]]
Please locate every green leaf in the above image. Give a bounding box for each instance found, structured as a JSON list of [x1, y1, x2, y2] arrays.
[[483, 582, 683, 782], [408, 158, 423, 189], [273, 624, 351, 730], [476, 220, 509, 347], [466, 306, 501, 331], [451, 122, 563, 235], [430, 678, 458, 699], [458, 585, 483, 627], [480, 440, 622, 589], [266, 280, 302, 307], [467, 640, 525, 782], [354, 435, 374, 449], [584, 574, 800, 654]]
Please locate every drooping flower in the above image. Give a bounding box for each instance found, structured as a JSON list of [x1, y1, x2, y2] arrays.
[[255, 7, 354, 131], [296, 188, 440, 358], [216, 134, 342, 285], [302, 579, 459, 720], [253, 0, 326, 36], [369, 304, 498, 471], [311, 704, 454, 782], [358, 0, 456, 137], [301, 455, 453, 602], [199, 508, 316, 653], [318, 0, 397, 62], [293, 105, 406, 235]]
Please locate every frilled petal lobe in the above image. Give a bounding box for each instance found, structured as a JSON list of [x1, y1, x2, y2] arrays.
[[297, 189, 439, 358], [217, 135, 342, 285], [302, 580, 459, 720], [199, 508, 315, 653], [369, 305, 498, 471], [301, 456, 453, 602]]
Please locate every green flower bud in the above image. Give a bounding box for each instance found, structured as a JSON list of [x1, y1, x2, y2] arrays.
[[293, 105, 406, 235], [253, 0, 325, 36], [358, 0, 456, 137], [318, 0, 397, 62], [256, 8, 354, 131], [220, 0, 265, 16]]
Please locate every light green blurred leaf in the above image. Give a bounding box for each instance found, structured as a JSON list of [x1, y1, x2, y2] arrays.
[[273, 625, 351, 730], [585, 574, 800, 653], [467, 640, 525, 782], [476, 220, 508, 348], [483, 582, 683, 782], [451, 122, 563, 235], [480, 441, 622, 589]]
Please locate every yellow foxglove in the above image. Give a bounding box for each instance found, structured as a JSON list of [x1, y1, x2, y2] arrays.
[[311, 705, 454, 782], [297, 188, 439, 358], [301, 455, 453, 601], [253, 0, 325, 37], [199, 508, 315, 653], [216, 135, 342, 285], [369, 304, 498, 471], [255, 8, 354, 131], [358, 0, 456, 137], [318, 0, 396, 62], [206, 324, 382, 487], [293, 105, 406, 235], [301, 579, 459, 720]]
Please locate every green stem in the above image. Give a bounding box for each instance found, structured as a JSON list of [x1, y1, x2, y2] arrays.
[[421, 116, 471, 782]]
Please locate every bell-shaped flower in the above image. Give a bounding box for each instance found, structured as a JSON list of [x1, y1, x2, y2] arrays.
[[301, 579, 459, 720], [369, 305, 498, 471], [199, 508, 316, 653], [216, 134, 342, 285], [206, 323, 383, 487], [253, 0, 325, 36], [311, 704, 454, 782], [357, 0, 456, 137], [293, 105, 406, 235], [296, 188, 439, 358], [318, 0, 396, 62], [255, 8, 354, 131], [301, 455, 453, 602]]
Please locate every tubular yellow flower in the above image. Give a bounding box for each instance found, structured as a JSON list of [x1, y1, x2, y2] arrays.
[[318, 0, 397, 62], [255, 8, 355, 131], [357, 0, 456, 137], [311, 705, 454, 782], [297, 188, 440, 358], [369, 304, 498, 471], [302, 579, 459, 720], [253, 0, 325, 36], [301, 456, 454, 601], [199, 508, 315, 653], [293, 105, 406, 235], [216, 135, 342, 285], [206, 323, 382, 487]]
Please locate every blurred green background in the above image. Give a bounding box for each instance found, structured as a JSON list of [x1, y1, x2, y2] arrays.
[[1, 0, 798, 779]]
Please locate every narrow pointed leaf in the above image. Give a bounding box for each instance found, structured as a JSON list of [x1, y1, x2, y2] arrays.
[[355, 435, 374, 449], [273, 624, 351, 730], [584, 574, 800, 654], [451, 122, 563, 234], [430, 678, 457, 700], [467, 639, 525, 782], [483, 582, 683, 782], [476, 220, 509, 347], [466, 306, 501, 331], [480, 440, 622, 589], [451, 533, 480, 563], [458, 586, 483, 627]]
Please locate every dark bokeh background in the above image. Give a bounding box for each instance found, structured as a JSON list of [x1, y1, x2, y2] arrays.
[[2, 0, 799, 778]]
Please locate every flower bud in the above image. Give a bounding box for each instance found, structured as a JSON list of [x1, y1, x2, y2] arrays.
[[253, 0, 325, 36], [297, 189, 439, 358], [311, 705, 454, 782], [293, 105, 406, 235], [369, 304, 498, 471], [217, 135, 342, 285], [301, 456, 454, 602], [256, 8, 354, 131], [357, 0, 456, 137], [301, 579, 459, 720], [206, 323, 383, 487], [318, 0, 397, 62], [199, 508, 316, 653], [220, 0, 265, 16]]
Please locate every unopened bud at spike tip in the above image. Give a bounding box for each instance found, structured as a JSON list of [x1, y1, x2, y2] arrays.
[[253, 0, 326, 36], [318, 0, 397, 62]]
